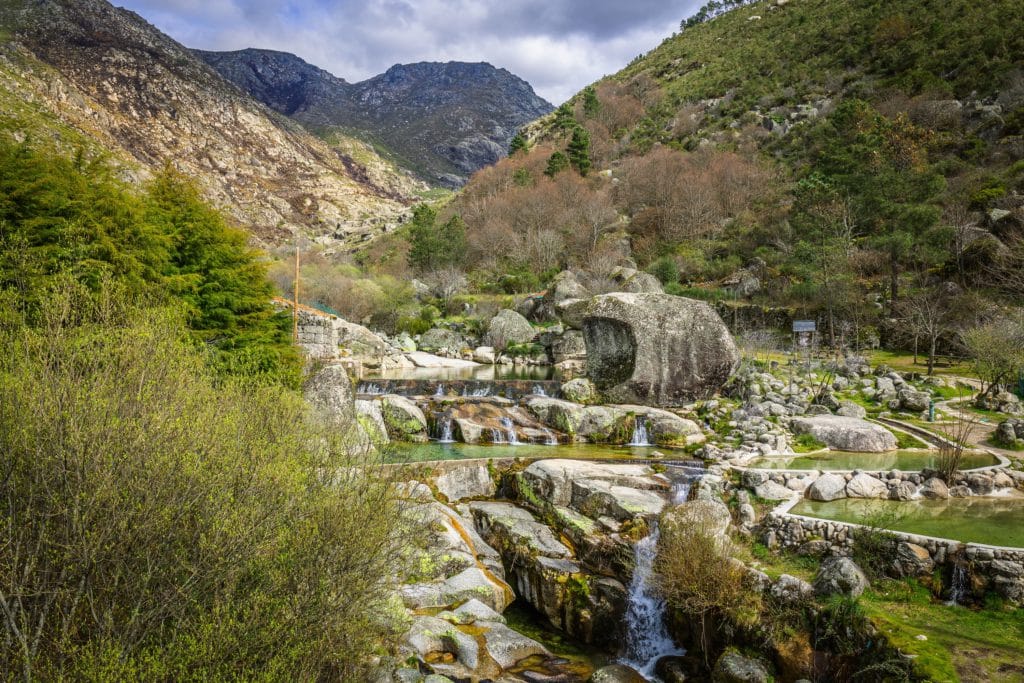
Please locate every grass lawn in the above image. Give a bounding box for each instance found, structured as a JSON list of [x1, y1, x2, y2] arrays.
[[866, 350, 975, 378], [862, 581, 1024, 682]]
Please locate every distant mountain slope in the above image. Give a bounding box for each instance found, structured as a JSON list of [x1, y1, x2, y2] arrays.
[[197, 49, 554, 187], [0, 0, 423, 248]]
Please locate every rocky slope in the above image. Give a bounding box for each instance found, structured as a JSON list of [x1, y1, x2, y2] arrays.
[[198, 49, 554, 187], [0, 0, 423, 248]]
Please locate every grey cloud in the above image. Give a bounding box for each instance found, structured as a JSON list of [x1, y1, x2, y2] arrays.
[[116, 0, 703, 103]]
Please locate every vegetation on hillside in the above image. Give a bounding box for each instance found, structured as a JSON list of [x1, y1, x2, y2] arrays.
[[0, 139, 301, 386]]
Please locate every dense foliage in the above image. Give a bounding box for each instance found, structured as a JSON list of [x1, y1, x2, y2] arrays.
[[0, 284, 406, 680], [0, 140, 300, 385]]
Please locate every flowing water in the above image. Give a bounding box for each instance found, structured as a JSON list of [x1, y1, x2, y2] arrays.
[[357, 382, 385, 395], [946, 562, 969, 606], [619, 474, 695, 680], [436, 416, 455, 443], [533, 384, 548, 397], [628, 418, 652, 447], [500, 416, 521, 445]]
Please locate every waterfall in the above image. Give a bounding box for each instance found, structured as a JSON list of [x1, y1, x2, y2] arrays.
[[434, 384, 445, 397], [619, 523, 684, 679], [543, 428, 559, 446], [628, 418, 652, 447], [499, 417, 521, 445], [947, 563, 968, 606], [463, 386, 491, 397], [437, 416, 455, 444], [489, 428, 506, 444], [533, 384, 548, 397], [357, 382, 384, 395]]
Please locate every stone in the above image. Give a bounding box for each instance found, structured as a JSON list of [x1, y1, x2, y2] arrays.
[[549, 270, 592, 305], [892, 542, 934, 577], [440, 567, 513, 613], [836, 401, 867, 419], [451, 598, 506, 625], [713, 649, 770, 683], [381, 395, 429, 441], [738, 503, 757, 526], [580, 293, 740, 406], [846, 473, 889, 499], [889, 481, 918, 501], [967, 473, 994, 495], [562, 377, 599, 404], [790, 416, 897, 452], [619, 271, 664, 293], [755, 480, 795, 501], [919, 477, 949, 499], [526, 398, 633, 443], [356, 399, 389, 444], [814, 557, 869, 598], [407, 351, 479, 369], [470, 502, 573, 559], [898, 389, 931, 413], [663, 499, 733, 540], [807, 473, 848, 502], [399, 583, 445, 609], [305, 364, 358, 425], [995, 421, 1020, 446], [481, 623, 548, 669], [486, 309, 536, 347], [519, 460, 664, 509], [771, 574, 814, 604], [420, 327, 465, 352], [551, 330, 587, 363], [611, 404, 706, 446], [590, 664, 647, 682], [435, 464, 496, 502], [472, 346, 496, 364], [742, 470, 769, 488]]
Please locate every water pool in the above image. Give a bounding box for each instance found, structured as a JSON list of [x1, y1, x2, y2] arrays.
[[748, 449, 998, 472], [791, 496, 1024, 547], [384, 441, 682, 463]]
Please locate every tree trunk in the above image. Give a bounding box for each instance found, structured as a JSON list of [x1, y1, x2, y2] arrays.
[[889, 251, 900, 314], [928, 335, 936, 375]]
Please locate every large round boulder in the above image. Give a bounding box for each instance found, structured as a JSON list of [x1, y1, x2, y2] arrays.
[[814, 556, 869, 598], [580, 293, 739, 406], [790, 416, 897, 452], [485, 309, 537, 348]]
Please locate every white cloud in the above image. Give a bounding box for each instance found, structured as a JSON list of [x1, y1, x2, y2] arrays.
[[116, 0, 703, 104]]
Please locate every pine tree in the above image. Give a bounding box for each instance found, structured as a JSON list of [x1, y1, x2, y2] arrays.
[[582, 86, 600, 118], [553, 103, 575, 130], [544, 151, 570, 178], [509, 131, 528, 155], [567, 126, 592, 176]]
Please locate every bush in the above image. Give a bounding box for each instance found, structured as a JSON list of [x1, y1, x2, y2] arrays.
[[0, 285, 407, 680]]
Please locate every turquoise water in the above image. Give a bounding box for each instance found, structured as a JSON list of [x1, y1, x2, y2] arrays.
[[748, 449, 998, 471], [384, 441, 677, 463], [791, 496, 1024, 547]]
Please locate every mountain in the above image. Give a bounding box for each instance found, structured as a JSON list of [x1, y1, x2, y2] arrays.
[[197, 50, 554, 187], [0, 0, 423, 248]]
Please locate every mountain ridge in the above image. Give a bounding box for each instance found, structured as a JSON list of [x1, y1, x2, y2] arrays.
[[196, 49, 554, 187]]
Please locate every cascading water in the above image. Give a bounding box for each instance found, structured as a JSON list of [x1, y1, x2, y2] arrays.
[[436, 416, 455, 443], [628, 418, 652, 447], [533, 385, 548, 397], [620, 471, 698, 680], [489, 428, 506, 444], [947, 563, 968, 606], [500, 417, 521, 445], [434, 384, 445, 397], [463, 386, 491, 397], [543, 428, 559, 446], [357, 382, 384, 395]]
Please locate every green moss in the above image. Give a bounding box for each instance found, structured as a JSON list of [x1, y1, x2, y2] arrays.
[[792, 433, 827, 453]]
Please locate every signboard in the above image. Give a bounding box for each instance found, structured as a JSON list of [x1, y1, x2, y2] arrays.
[[792, 320, 816, 333]]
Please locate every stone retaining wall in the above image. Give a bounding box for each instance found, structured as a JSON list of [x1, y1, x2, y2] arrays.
[[761, 501, 1024, 604]]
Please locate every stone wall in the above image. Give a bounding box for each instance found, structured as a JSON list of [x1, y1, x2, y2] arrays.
[[295, 309, 339, 358], [760, 507, 1024, 604]]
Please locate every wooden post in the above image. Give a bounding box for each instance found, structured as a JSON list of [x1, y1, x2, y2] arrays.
[[293, 244, 300, 342]]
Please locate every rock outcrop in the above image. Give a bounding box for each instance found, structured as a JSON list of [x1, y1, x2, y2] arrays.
[[790, 416, 897, 452], [580, 293, 739, 406]]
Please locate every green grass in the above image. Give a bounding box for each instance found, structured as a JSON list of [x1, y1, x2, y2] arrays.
[[862, 580, 1024, 682], [888, 428, 928, 450], [792, 432, 827, 453], [865, 350, 975, 378]]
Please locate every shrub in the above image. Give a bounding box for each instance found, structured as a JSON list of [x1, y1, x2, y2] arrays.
[[0, 285, 408, 680]]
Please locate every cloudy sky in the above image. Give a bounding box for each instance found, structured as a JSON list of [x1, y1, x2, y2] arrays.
[[115, 0, 702, 104]]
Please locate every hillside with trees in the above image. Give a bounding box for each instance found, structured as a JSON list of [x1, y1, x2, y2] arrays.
[[338, 0, 1024, 369]]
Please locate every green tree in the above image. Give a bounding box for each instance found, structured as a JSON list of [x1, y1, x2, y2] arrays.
[[509, 131, 529, 155], [144, 168, 300, 385], [407, 204, 466, 272], [553, 102, 576, 130], [567, 126, 592, 176], [582, 86, 601, 117], [544, 151, 570, 177]]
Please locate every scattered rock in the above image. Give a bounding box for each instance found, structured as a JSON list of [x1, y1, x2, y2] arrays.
[[381, 395, 430, 441], [486, 309, 537, 347], [807, 473, 848, 502], [919, 477, 949, 500], [846, 473, 889, 499], [562, 377, 599, 404], [713, 649, 770, 683], [892, 542, 934, 578], [770, 574, 814, 604], [814, 557, 869, 598]]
